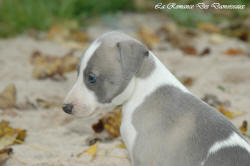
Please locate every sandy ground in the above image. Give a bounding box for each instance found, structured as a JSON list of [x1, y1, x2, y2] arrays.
[[0, 13, 250, 166]]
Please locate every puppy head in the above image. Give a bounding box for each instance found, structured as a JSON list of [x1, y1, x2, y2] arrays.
[[63, 32, 148, 118]]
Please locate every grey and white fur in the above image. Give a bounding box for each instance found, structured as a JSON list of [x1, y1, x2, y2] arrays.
[[63, 31, 250, 166]]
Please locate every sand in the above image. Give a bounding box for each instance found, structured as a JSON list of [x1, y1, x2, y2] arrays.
[[0, 13, 250, 166]]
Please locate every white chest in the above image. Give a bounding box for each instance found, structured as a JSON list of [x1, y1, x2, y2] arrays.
[[120, 106, 137, 155]]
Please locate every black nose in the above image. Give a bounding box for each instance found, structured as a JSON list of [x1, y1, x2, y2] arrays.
[[62, 104, 73, 114]]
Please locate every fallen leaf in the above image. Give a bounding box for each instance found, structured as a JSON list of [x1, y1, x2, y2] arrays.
[[92, 120, 104, 134], [197, 22, 220, 33], [223, 48, 247, 56], [180, 76, 195, 87], [31, 50, 80, 80], [36, 98, 60, 109], [92, 108, 122, 139], [0, 84, 16, 110], [222, 26, 250, 43], [216, 105, 244, 119], [181, 45, 198, 56], [0, 120, 26, 147], [47, 24, 67, 41], [138, 27, 160, 48], [158, 23, 198, 51], [159, 23, 178, 35], [209, 34, 226, 44], [0, 148, 12, 165], [200, 47, 210, 56], [239, 120, 247, 135], [46, 22, 88, 50], [61, 51, 80, 73], [115, 143, 126, 149], [77, 142, 98, 160], [238, 31, 249, 42], [68, 29, 88, 42], [102, 108, 122, 138], [239, 120, 250, 137]]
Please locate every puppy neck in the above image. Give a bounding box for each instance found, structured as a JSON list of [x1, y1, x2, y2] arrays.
[[123, 52, 190, 111]]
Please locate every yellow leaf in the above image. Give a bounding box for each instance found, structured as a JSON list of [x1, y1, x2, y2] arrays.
[[239, 120, 250, 138], [115, 143, 126, 149], [68, 29, 88, 42], [239, 120, 247, 135], [47, 24, 67, 40], [84, 142, 98, 160], [30, 50, 80, 80], [77, 142, 98, 160], [0, 148, 12, 164], [0, 84, 16, 110], [138, 27, 160, 48], [0, 120, 26, 148], [223, 48, 247, 56], [46, 22, 88, 50], [197, 22, 220, 33], [102, 108, 122, 138], [216, 106, 244, 119]]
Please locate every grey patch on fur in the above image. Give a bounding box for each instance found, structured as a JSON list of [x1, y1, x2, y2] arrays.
[[204, 146, 250, 166], [132, 85, 246, 166], [136, 53, 155, 78], [83, 31, 149, 103]]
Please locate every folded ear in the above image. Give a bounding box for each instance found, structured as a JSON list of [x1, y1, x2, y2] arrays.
[[116, 40, 149, 79]]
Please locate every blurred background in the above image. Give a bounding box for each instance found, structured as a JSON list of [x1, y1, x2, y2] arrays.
[[0, 0, 250, 166], [0, 0, 249, 38]]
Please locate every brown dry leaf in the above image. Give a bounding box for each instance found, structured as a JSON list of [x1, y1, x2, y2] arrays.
[[239, 120, 247, 135], [92, 120, 104, 134], [0, 148, 12, 165], [0, 84, 16, 110], [47, 24, 67, 41], [159, 23, 178, 34], [200, 47, 210, 56], [46, 22, 88, 50], [31, 50, 80, 80], [181, 45, 198, 56], [223, 48, 247, 56], [92, 108, 122, 138], [102, 108, 122, 138], [180, 76, 194, 87], [138, 27, 160, 48], [239, 120, 250, 137], [197, 22, 220, 33], [36, 98, 60, 109], [216, 105, 244, 119], [115, 143, 126, 149], [68, 29, 88, 42], [0, 120, 26, 147], [77, 142, 98, 160], [61, 51, 80, 73]]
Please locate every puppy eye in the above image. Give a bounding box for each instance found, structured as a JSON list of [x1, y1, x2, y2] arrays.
[[88, 73, 97, 84]]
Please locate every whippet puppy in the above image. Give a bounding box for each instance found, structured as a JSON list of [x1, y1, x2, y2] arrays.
[[63, 31, 250, 166]]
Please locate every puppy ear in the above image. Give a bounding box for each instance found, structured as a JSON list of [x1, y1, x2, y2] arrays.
[[116, 40, 148, 78]]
